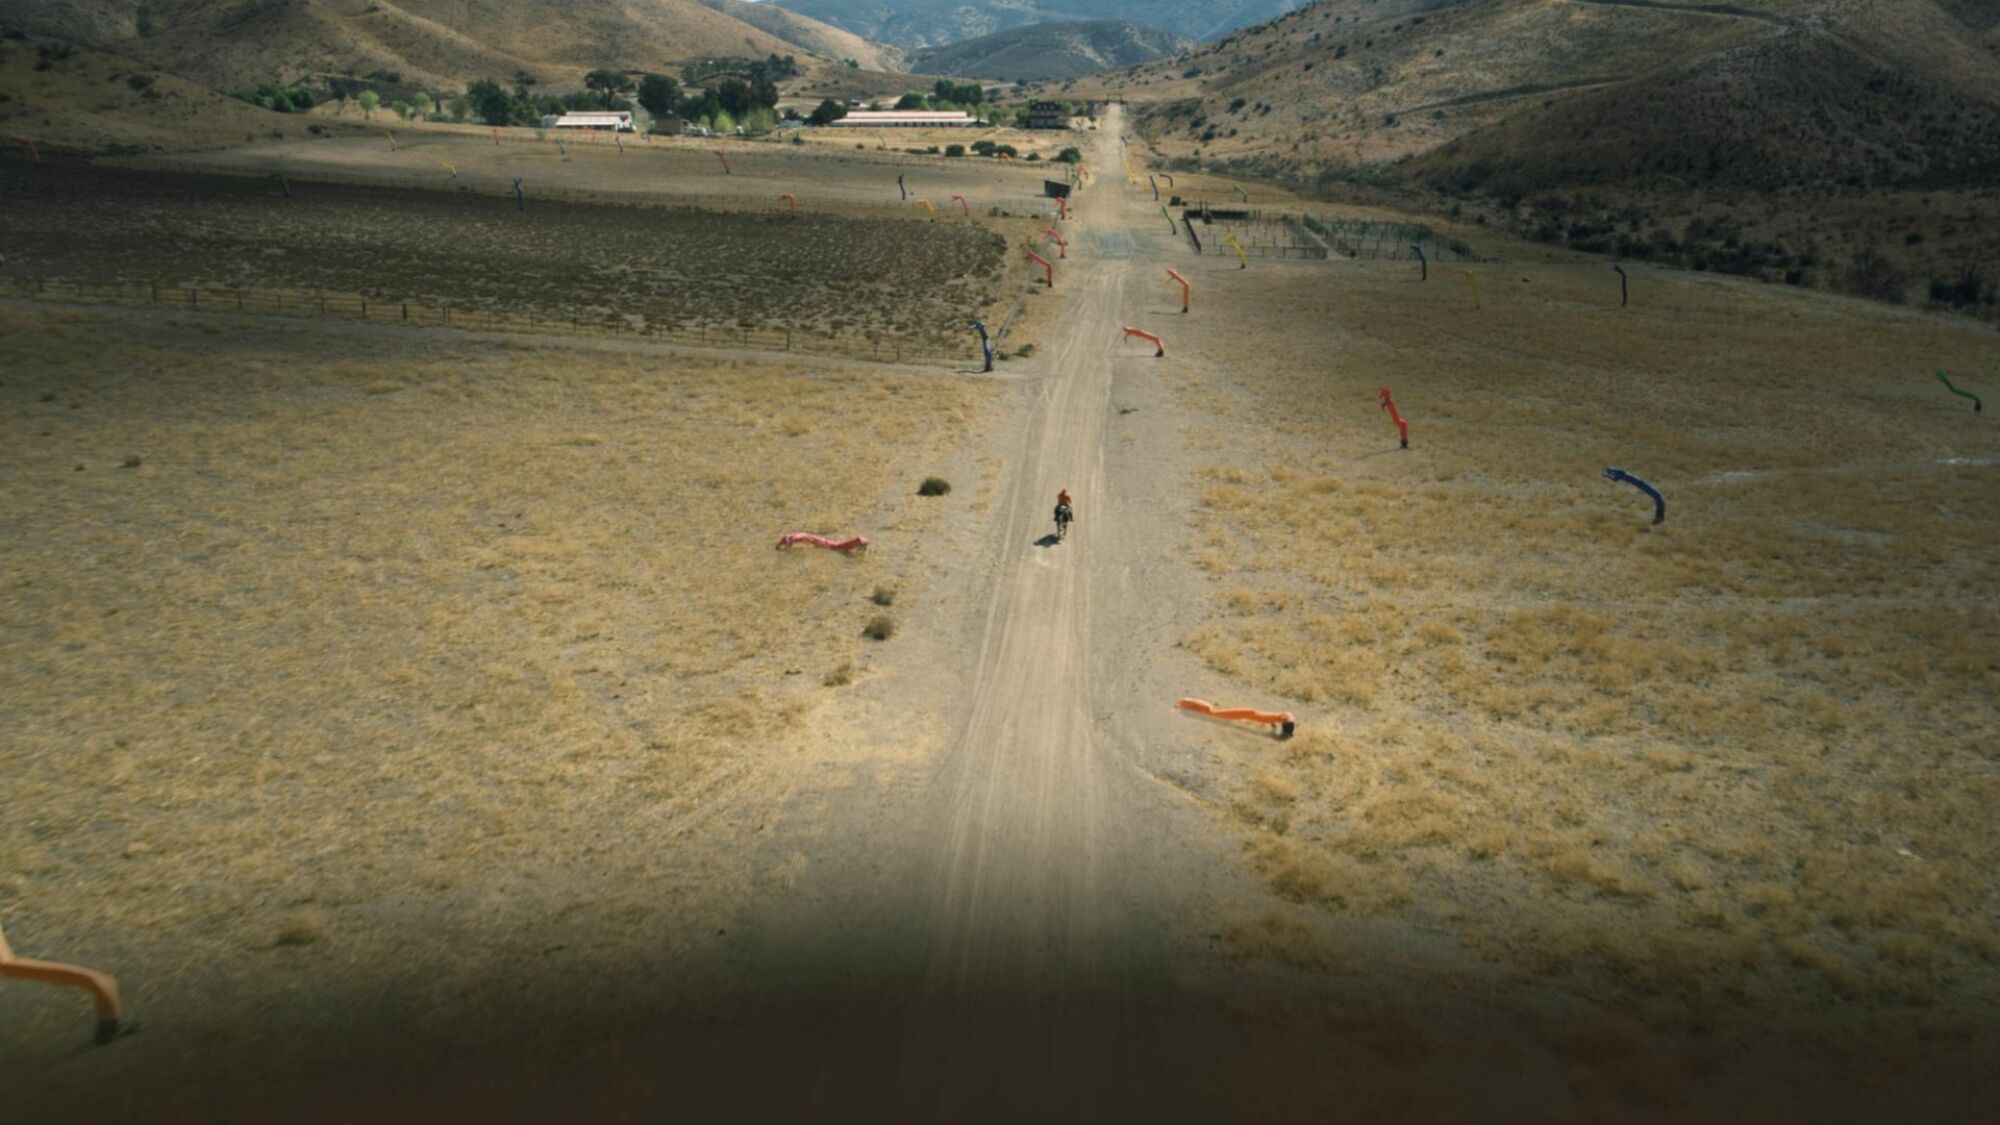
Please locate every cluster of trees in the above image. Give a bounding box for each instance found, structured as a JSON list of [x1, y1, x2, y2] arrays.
[[447, 65, 782, 132], [929, 79, 986, 106], [635, 71, 780, 131], [232, 82, 316, 113], [681, 54, 800, 85]]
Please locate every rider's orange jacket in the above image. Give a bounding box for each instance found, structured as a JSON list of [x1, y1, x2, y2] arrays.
[[1057, 490, 1072, 507]]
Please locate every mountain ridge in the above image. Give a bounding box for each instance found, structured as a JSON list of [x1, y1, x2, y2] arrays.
[[909, 19, 1193, 81], [768, 0, 1309, 49], [0, 0, 896, 90]]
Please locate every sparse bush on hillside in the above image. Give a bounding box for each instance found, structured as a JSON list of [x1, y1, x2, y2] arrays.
[[1846, 246, 1909, 304], [1928, 262, 1986, 309]]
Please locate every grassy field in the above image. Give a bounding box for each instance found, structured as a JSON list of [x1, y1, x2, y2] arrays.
[[0, 303, 992, 1047], [137, 128, 1068, 218], [1166, 254, 2000, 1048], [0, 161, 1025, 354]]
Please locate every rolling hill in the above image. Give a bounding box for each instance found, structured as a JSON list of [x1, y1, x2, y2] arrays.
[[908, 20, 1193, 81], [0, 0, 895, 91], [0, 29, 363, 152], [1089, 0, 2000, 313], [1096, 0, 2000, 191], [769, 0, 1308, 49]]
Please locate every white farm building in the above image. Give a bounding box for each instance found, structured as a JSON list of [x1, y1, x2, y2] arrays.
[[540, 111, 635, 131], [829, 111, 982, 128]]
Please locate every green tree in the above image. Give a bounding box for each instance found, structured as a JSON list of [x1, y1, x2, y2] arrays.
[[807, 98, 846, 126], [895, 92, 926, 110], [715, 78, 754, 118], [932, 79, 981, 106], [392, 100, 412, 120], [357, 89, 380, 119], [412, 92, 435, 118], [446, 95, 471, 122], [584, 68, 634, 104], [637, 73, 679, 117], [711, 108, 736, 134], [1055, 146, 1082, 164], [944, 143, 965, 157], [466, 79, 514, 127], [678, 88, 719, 122]]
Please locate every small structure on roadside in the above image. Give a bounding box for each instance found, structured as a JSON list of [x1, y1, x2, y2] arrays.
[[1024, 101, 1070, 130], [540, 111, 635, 131]]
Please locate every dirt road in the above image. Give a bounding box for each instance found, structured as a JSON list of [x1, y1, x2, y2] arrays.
[[685, 105, 1268, 1119]]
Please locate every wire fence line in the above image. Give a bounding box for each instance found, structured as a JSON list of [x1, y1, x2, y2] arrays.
[[5, 276, 973, 368], [118, 157, 1064, 220], [347, 122, 1040, 174], [1174, 206, 1481, 263]]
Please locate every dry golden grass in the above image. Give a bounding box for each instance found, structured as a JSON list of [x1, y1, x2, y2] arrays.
[[1170, 254, 2000, 1025], [0, 305, 990, 1032]]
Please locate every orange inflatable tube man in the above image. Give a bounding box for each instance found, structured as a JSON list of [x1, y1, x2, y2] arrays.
[[1178, 698, 1296, 739], [0, 917, 126, 1044]]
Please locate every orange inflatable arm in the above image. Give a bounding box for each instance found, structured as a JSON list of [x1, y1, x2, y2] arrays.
[[1167, 268, 1190, 313], [951, 193, 970, 216], [714, 150, 730, 175], [1027, 249, 1054, 287], [1122, 326, 1164, 357], [1379, 386, 1409, 449], [1178, 698, 1296, 737], [1043, 226, 1068, 259], [780, 193, 796, 216], [776, 532, 867, 552], [0, 917, 126, 1044]]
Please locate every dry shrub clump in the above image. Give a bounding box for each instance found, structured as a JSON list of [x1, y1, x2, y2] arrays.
[[0, 306, 990, 1015], [0, 163, 1013, 352], [1174, 259, 2000, 1024]]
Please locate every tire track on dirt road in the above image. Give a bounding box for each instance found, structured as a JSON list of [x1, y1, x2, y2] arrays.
[[699, 106, 1259, 1121]]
